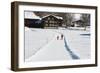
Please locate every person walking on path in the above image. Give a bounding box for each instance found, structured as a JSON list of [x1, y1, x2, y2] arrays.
[[57, 35, 59, 40], [61, 34, 64, 40], [57, 34, 64, 40]]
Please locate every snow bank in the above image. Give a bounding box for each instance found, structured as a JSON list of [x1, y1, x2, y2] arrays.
[[63, 29, 91, 59], [25, 28, 57, 60]]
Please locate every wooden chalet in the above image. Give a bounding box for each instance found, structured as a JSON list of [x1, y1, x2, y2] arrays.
[[42, 15, 63, 29]]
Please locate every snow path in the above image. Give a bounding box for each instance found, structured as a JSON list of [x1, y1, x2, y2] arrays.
[[55, 29, 90, 59], [26, 33, 72, 62], [53, 30, 80, 59], [25, 28, 90, 62]]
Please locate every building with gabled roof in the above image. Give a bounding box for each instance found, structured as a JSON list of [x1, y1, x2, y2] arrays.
[[72, 20, 84, 27], [42, 15, 63, 28]]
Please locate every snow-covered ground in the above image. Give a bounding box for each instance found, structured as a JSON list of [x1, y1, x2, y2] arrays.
[[65, 29, 90, 59], [55, 27, 90, 59], [25, 27, 91, 62], [25, 28, 57, 59]]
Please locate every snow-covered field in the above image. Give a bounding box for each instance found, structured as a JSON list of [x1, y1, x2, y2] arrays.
[[25, 28, 57, 59], [25, 27, 91, 62]]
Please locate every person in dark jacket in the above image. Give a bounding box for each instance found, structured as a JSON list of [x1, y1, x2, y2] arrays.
[[57, 35, 59, 40], [61, 34, 63, 40]]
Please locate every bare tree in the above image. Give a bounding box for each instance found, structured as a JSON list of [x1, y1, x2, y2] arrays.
[[80, 14, 90, 30], [62, 13, 74, 28]]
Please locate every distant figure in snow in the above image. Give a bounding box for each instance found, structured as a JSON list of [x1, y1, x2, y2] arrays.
[[61, 34, 63, 40], [57, 36, 59, 40]]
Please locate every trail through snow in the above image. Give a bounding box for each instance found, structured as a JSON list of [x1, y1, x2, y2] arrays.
[[26, 33, 72, 62], [25, 28, 90, 62]]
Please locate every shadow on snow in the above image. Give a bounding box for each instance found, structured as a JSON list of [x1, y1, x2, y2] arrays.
[[64, 37, 80, 59], [80, 33, 90, 36]]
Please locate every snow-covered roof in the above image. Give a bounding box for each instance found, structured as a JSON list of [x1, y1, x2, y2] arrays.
[[54, 15, 63, 20], [25, 12, 41, 20], [25, 27, 30, 31], [42, 15, 63, 20]]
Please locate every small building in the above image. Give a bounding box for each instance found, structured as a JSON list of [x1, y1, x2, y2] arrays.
[[72, 20, 84, 27], [42, 15, 63, 29], [24, 12, 43, 28]]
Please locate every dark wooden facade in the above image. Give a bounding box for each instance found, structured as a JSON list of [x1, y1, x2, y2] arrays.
[[42, 15, 63, 28]]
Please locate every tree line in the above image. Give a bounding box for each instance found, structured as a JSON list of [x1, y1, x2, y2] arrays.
[[34, 12, 90, 30]]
